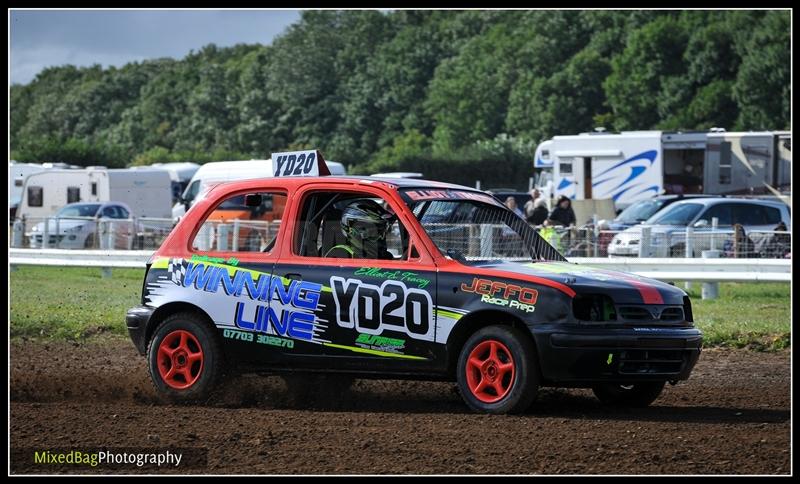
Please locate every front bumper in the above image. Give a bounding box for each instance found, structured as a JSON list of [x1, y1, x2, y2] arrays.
[[607, 244, 639, 256], [28, 233, 86, 249], [126, 305, 155, 355], [532, 324, 702, 385]]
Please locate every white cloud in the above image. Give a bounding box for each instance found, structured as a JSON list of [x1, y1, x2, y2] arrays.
[[10, 10, 301, 85]]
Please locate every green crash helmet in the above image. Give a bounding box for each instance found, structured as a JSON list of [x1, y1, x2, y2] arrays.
[[340, 199, 395, 250]]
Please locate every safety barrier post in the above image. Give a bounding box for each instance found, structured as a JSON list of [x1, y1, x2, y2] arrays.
[[218, 224, 230, 251], [232, 219, 240, 251], [55, 216, 61, 249], [639, 226, 651, 258], [128, 217, 136, 250], [684, 226, 694, 291], [710, 217, 719, 252], [42, 217, 50, 249], [12, 218, 24, 247], [701, 249, 721, 300], [107, 221, 116, 249]]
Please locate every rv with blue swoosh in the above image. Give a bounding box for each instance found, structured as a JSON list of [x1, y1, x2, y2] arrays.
[[533, 130, 791, 208]]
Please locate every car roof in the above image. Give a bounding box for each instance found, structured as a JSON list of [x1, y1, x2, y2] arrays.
[[665, 197, 786, 208], [208, 175, 484, 193], [652, 194, 715, 200]]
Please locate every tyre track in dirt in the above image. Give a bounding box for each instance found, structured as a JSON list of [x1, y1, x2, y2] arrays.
[[10, 339, 790, 474]]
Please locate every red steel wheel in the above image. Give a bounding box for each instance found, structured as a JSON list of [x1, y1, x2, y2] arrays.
[[156, 329, 204, 389], [465, 339, 516, 403]]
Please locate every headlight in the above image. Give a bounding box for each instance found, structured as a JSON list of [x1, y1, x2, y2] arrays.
[[31, 225, 40, 233]]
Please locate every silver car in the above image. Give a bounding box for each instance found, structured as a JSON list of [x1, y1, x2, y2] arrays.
[[27, 202, 135, 249], [609, 198, 791, 257]]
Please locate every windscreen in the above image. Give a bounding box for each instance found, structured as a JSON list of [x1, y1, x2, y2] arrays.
[[400, 189, 565, 263], [647, 202, 704, 226], [57, 204, 102, 217], [615, 199, 666, 224]]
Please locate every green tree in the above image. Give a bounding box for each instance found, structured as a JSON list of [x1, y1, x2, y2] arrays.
[[733, 11, 790, 130], [604, 16, 689, 130]]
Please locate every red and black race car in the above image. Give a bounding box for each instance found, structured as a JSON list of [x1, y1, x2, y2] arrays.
[[127, 150, 702, 414]]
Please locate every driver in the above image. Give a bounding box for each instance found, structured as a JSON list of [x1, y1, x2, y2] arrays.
[[326, 199, 395, 259]]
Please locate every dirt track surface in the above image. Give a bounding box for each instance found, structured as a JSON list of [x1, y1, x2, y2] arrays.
[[10, 338, 790, 475]]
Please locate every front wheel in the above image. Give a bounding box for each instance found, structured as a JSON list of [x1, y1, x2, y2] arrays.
[[456, 325, 539, 414], [592, 381, 666, 407], [147, 312, 224, 403]]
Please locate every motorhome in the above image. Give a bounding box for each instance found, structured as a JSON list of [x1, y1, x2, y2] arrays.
[[534, 130, 791, 207], [16, 167, 173, 220], [173, 159, 346, 219]]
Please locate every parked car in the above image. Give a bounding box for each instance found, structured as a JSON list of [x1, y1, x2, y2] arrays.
[[608, 198, 791, 257], [27, 201, 135, 249], [604, 195, 715, 232], [126, 151, 702, 414], [588, 195, 714, 256]]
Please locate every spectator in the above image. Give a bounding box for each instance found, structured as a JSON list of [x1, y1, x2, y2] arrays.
[[505, 196, 524, 218], [523, 189, 540, 221], [548, 195, 576, 227], [528, 198, 549, 226]]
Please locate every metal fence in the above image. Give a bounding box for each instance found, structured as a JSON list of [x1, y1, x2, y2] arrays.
[[192, 219, 281, 252], [537, 226, 791, 259], [11, 216, 175, 251], [10, 215, 792, 260]]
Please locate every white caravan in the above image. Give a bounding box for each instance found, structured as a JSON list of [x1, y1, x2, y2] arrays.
[[173, 159, 346, 219], [17, 167, 173, 220], [9, 162, 79, 207], [534, 130, 791, 207]]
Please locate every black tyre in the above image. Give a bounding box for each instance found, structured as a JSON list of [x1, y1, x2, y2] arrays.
[[592, 381, 666, 407], [456, 325, 539, 414], [147, 312, 224, 403]]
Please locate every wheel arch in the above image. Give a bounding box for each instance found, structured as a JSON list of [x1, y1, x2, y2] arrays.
[[145, 301, 216, 348], [445, 309, 539, 379]]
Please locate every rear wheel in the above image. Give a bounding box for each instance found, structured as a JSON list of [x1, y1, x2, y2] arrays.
[[592, 381, 666, 407], [147, 312, 224, 403], [456, 325, 539, 414]]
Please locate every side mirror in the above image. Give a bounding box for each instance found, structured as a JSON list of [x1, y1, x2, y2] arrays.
[[245, 194, 263, 207], [693, 219, 709, 228]]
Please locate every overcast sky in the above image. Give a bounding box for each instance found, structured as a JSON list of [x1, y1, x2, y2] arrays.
[[9, 10, 301, 85]]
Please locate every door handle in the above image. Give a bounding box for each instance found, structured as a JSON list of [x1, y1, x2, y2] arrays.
[[284, 273, 303, 281]]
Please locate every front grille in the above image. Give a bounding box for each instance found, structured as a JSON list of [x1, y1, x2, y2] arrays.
[[618, 306, 651, 320], [617, 305, 686, 326], [660, 307, 684, 322], [618, 349, 685, 375], [32, 235, 64, 245]]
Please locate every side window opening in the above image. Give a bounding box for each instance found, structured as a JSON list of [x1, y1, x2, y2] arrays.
[[191, 191, 287, 253], [295, 191, 410, 261], [67, 186, 81, 204], [28, 186, 43, 207]]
